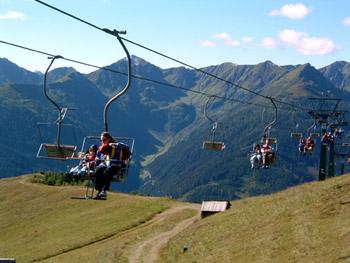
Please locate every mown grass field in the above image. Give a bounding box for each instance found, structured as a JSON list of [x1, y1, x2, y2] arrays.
[[158, 174, 350, 263], [0, 174, 175, 262]]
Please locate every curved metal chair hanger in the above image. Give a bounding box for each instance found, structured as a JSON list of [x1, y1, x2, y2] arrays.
[[261, 108, 266, 126], [103, 30, 132, 132], [204, 96, 218, 138], [43, 55, 65, 146], [263, 97, 277, 141], [36, 55, 77, 159], [306, 120, 317, 137], [290, 111, 303, 139]]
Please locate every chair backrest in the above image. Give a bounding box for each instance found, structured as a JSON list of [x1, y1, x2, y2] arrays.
[[311, 132, 320, 138], [202, 141, 225, 151], [37, 143, 77, 160], [262, 137, 278, 145], [291, 132, 302, 139]]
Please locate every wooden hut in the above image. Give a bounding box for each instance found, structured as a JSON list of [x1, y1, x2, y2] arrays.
[[200, 201, 231, 218]]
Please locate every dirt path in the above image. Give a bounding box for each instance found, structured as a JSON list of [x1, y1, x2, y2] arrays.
[[128, 204, 200, 263]]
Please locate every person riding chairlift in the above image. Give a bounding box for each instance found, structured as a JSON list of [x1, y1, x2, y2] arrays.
[[262, 140, 274, 169], [322, 131, 334, 144], [335, 128, 344, 139], [251, 144, 262, 169], [93, 132, 131, 200], [299, 138, 306, 153], [65, 144, 98, 178], [304, 136, 315, 152]]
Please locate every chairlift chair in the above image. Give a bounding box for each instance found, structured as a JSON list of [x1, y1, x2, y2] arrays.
[[291, 132, 303, 139], [250, 98, 278, 169], [36, 56, 78, 160], [303, 122, 318, 153], [202, 96, 225, 151], [75, 29, 134, 199], [203, 141, 225, 151]]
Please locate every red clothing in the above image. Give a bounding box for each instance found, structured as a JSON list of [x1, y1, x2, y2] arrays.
[[262, 144, 271, 152], [99, 143, 111, 155], [87, 153, 96, 162]]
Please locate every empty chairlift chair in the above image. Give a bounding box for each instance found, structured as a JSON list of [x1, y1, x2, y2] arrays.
[[36, 56, 78, 160], [202, 96, 225, 151]]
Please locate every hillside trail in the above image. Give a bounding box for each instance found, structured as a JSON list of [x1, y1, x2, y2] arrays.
[[128, 204, 201, 263]]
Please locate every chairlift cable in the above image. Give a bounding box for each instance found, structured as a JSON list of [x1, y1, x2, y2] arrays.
[[0, 39, 287, 111], [32, 0, 309, 112]]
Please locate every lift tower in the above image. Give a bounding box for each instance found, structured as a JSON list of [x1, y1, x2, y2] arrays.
[[308, 98, 342, 181]]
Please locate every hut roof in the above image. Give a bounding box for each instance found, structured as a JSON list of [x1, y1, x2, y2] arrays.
[[201, 201, 230, 212]]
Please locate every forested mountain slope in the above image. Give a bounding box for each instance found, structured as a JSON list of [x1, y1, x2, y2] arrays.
[[1, 57, 349, 201]]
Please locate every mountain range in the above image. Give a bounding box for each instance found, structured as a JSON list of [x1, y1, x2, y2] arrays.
[[1, 56, 350, 202]]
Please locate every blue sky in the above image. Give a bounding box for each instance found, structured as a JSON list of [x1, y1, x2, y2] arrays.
[[0, 0, 349, 73]]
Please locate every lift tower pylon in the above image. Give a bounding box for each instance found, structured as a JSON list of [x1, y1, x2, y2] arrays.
[[308, 98, 342, 181]]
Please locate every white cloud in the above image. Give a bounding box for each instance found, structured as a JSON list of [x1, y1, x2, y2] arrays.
[[242, 36, 254, 43], [261, 37, 278, 49], [227, 40, 241, 47], [269, 3, 311, 20], [212, 32, 241, 47], [278, 29, 336, 55], [343, 17, 350, 26], [0, 10, 25, 20], [278, 29, 305, 46], [212, 32, 230, 40], [200, 40, 217, 47]]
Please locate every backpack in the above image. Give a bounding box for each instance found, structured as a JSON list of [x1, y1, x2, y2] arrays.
[[110, 142, 131, 161]]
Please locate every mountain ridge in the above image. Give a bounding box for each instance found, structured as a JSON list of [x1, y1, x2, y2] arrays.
[[1, 56, 350, 201]]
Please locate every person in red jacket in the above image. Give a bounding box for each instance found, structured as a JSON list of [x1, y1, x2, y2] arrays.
[[261, 140, 274, 169], [94, 132, 131, 200], [304, 136, 315, 153]]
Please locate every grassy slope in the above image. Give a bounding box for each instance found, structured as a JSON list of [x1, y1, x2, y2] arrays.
[[43, 208, 197, 263], [1, 173, 350, 263], [158, 174, 350, 263], [0, 174, 174, 262]]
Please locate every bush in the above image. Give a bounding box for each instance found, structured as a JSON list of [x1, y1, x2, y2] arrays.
[[32, 171, 86, 186]]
